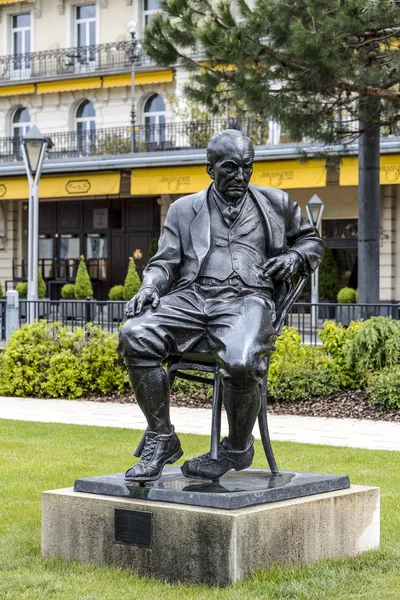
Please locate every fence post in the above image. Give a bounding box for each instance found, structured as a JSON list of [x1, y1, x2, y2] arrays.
[[5, 290, 19, 342], [85, 296, 92, 324]]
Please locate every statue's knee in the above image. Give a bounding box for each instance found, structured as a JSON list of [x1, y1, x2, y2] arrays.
[[226, 357, 255, 385]]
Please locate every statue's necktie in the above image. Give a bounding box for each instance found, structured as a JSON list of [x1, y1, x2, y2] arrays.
[[222, 203, 240, 225]]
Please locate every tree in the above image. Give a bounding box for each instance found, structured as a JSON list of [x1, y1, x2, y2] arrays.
[[74, 256, 94, 299], [145, 0, 400, 303], [123, 257, 141, 301]]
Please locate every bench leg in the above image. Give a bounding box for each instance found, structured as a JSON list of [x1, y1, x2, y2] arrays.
[[258, 360, 279, 474], [210, 372, 222, 460]]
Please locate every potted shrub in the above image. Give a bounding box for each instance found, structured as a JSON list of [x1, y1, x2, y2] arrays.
[[123, 256, 141, 301], [16, 282, 28, 319], [318, 248, 340, 319], [16, 272, 48, 319], [108, 284, 124, 321], [62, 256, 95, 321], [336, 287, 360, 325]]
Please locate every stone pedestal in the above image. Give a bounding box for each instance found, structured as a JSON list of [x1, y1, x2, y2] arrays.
[[42, 482, 380, 586]]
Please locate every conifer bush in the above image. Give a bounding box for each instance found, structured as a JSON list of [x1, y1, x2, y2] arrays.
[[61, 284, 75, 299], [16, 282, 28, 298], [38, 270, 47, 298], [108, 285, 124, 301], [123, 257, 141, 301], [368, 366, 400, 409], [337, 287, 357, 303], [74, 256, 93, 299], [147, 238, 159, 262]]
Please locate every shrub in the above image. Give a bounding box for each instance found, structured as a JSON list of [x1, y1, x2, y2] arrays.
[[108, 285, 124, 301], [268, 327, 341, 401], [367, 366, 400, 409], [74, 255, 93, 299], [337, 287, 357, 303], [38, 271, 47, 298], [318, 320, 363, 388], [0, 281, 3, 298], [123, 257, 141, 301], [319, 248, 340, 301], [16, 282, 28, 299], [147, 237, 159, 262], [0, 321, 128, 399], [61, 283, 75, 299], [343, 316, 400, 380]]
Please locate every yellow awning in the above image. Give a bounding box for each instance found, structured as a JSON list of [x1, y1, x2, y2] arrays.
[[0, 1, 21, 4], [0, 84, 35, 97], [131, 159, 327, 196], [103, 70, 173, 88], [340, 154, 400, 186], [252, 159, 327, 189], [37, 77, 102, 95], [131, 165, 210, 196], [0, 172, 120, 200]]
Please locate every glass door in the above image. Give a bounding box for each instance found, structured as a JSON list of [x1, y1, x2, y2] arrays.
[[75, 5, 97, 72], [11, 14, 31, 79]]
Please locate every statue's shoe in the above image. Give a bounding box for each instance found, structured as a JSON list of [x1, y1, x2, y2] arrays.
[[124, 428, 183, 483], [181, 436, 254, 480]]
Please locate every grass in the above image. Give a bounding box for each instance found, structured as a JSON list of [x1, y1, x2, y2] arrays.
[[0, 419, 400, 599]]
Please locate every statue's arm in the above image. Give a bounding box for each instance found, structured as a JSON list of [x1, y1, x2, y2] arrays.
[[283, 193, 325, 274], [140, 202, 182, 296]]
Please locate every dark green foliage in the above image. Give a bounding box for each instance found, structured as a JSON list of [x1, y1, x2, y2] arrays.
[[147, 238, 159, 262], [0, 281, 3, 298], [61, 284, 75, 299], [16, 282, 28, 299], [344, 317, 400, 380], [368, 366, 400, 409], [268, 327, 341, 401], [74, 255, 93, 300], [319, 248, 340, 302], [123, 257, 141, 301], [108, 285, 124, 301], [0, 321, 128, 399], [144, 1, 400, 143], [337, 287, 357, 303]]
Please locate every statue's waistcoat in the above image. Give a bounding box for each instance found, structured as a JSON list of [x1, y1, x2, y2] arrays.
[[201, 193, 272, 289]]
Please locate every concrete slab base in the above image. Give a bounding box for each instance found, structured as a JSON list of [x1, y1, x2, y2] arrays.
[[42, 485, 380, 586]]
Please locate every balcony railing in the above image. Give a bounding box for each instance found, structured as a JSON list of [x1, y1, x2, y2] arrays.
[[0, 41, 164, 85], [0, 118, 270, 162]]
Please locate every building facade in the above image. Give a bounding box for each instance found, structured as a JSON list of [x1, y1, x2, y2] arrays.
[[0, 0, 399, 301]]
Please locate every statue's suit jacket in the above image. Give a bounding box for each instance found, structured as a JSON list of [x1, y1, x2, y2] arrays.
[[141, 183, 324, 307]]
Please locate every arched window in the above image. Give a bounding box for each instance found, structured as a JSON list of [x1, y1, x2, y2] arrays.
[[143, 0, 161, 29], [12, 107, 31, 139], [144, 94, 165, 145], [76, 100, 96, 155]]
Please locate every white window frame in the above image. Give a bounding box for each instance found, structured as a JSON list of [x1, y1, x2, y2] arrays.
[[143, 94, 166, 145], [10, 12, 32, 79], [12, 107, 31, 157], [142, 0, 161, 30], [75, 101, 96, 155], [74, 3, 97, 73]]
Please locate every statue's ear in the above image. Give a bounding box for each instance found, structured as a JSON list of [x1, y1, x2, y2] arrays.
[[206, 162, 215, 180]]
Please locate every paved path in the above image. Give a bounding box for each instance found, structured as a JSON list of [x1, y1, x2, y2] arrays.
[[0, 396, 399, 452]]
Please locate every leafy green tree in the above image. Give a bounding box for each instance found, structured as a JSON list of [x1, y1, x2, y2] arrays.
[[74, 256, 94, 300], [147, 238, 159, 262], [319, 248, 340, 302], [123, 257, 141, 301], [145, 0, 400, 303]]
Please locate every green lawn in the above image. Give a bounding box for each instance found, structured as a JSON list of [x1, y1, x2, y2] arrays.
[[0, 419, 399, 600]]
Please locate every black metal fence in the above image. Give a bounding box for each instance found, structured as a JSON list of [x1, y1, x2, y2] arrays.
[[0, 41, 154, 85], [0, 118, 270, 163], [1, 300, 398, 343]]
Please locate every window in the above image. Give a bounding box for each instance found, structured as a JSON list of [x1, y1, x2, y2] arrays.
[[75, 4, 96, 70], [12, 107, 31, 147], [143, 0, 161, 29], [11, 13, 31, 76], [76, 100, 96, 155], [144, 94, 166, 145]]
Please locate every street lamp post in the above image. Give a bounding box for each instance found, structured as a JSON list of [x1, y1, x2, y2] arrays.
[[306, 194, 325, 330], [127, 21, 139, 153], [21, 125, 52, 323]]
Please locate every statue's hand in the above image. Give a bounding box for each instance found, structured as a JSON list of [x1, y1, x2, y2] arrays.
[[263, 251, 302, 281], [124, 287, 160, 317]]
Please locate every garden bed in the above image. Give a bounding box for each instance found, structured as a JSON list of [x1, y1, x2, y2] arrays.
[[84, 388, 400, 423]]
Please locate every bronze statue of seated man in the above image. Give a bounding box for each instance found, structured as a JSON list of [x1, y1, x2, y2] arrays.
[[118, 129, 324, 483]]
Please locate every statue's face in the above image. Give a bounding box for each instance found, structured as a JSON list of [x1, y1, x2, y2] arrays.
[[207, 137, 254, 201]]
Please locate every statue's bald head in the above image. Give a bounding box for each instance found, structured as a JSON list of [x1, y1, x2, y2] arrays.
[[206, 129, 255, 201]]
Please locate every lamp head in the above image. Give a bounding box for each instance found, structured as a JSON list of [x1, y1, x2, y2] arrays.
[[306, 194, 325, 229], [127, 21, 137, 36], [22, 124, 47, 176]]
